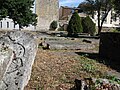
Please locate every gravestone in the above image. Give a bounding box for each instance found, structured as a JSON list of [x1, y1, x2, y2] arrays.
[[0, 31, 38, 90], [99, 32, 120, 62], [0, 48, 13, 81]]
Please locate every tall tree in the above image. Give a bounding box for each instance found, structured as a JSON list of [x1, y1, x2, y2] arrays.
[[114, 0, 120, 14], [67, 12, 83, 37], [78, 0, 114, 35], [0, 0, 8, 20], [82, 16, 96, 36], [0, 0, 37, 29]]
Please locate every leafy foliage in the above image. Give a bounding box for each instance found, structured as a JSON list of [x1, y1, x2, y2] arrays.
[[50, 20, 58, 30], [0, 0, 8, 20], [78, 2, 95, 16], [82, 16, 96, 36], [67, 12, 83, 37], [78, 0, 114, 35], [0, 0, 37, 29], [114, 0, 120, 14]]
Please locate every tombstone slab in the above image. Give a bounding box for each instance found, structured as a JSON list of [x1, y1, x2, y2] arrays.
[[0, 48, 13, 80], [0, 31, 38, 90]]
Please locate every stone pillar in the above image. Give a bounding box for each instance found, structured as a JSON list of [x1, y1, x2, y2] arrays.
[[35, 0, 59, 31]]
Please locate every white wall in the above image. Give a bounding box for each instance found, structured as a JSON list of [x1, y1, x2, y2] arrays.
[[93, 10, 120, 28], [0, 18, 19, 30]]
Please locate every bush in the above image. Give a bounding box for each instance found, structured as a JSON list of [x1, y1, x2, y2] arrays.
[[50, 20, 57, 30], [82, 16, 96, 36], [67, 12, 83, 37], [116, 27, 120, 32], [58, 27, 64, 31]]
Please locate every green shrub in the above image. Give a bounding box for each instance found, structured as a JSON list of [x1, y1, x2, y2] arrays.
[[116, 27, 120, 32], [67, 12, 83, 37], [58, 27, 64, 31], [82, 16, 96, 36], [50, 20, 57, 30]]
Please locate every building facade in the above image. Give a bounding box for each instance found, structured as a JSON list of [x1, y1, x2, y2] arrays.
[[0, 0, 59, 30]]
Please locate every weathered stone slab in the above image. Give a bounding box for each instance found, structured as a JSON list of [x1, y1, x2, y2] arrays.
[[0, 48, 13, 80], [0, 31, 38, 90]]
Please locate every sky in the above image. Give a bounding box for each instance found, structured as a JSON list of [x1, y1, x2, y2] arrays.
[[59, 0, 84, 7]]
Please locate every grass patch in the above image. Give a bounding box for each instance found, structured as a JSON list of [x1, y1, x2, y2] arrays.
[[77, 55, 108, 78]]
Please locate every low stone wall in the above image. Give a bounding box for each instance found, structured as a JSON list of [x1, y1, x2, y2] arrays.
[[0, 31, 38, 90], [99, 32, 120, 62]]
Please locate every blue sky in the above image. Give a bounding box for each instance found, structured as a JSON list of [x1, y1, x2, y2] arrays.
[[59, 0, 84, 7]]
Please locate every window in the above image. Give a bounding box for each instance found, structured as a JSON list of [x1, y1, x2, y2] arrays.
[[14, 23, 16, 28], [0, 22, 2, 28], [112, 14, 117, 22], [101, 12, 105, 20], [7, 22, 9, 28], [110, 19, 112, 24]]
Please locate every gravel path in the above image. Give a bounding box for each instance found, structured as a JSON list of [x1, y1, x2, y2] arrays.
[[25, 49, 81, 90]]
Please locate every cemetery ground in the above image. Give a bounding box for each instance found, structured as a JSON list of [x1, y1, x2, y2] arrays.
[[25, 31, 120, 90]]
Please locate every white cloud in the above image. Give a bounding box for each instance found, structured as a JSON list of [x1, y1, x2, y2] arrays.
[[59, 0, 84, 7]]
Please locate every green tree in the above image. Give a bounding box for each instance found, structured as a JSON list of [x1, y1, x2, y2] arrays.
[[67, 12, 83, 37], [0, 0, 37, 29], [114, 0, 120, 14], [78, 0, 114, 35], [0, 0, 8, 20], [82, 16, 96, 36]]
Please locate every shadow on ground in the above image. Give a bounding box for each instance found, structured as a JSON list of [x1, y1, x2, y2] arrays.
[[75, 52, 120, 72]]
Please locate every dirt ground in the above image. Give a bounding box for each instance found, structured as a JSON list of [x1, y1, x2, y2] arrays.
[[24, 48, 112, 90]]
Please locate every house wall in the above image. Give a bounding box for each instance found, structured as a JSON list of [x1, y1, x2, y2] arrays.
[[59, 6, 72, 20]]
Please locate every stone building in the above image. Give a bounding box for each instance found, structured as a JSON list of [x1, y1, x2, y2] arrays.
[[0, 0, 59, 30], [36, 0, 59, 30]]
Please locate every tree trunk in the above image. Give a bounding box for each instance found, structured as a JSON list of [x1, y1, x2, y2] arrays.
[[100, 9, 111, 34], [97, 10, 101, 35]]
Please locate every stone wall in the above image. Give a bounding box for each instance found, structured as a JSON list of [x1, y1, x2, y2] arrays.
[[0, 31, 38, 90], [99, 32, 120, 62], [36, 0, 59, 30]]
